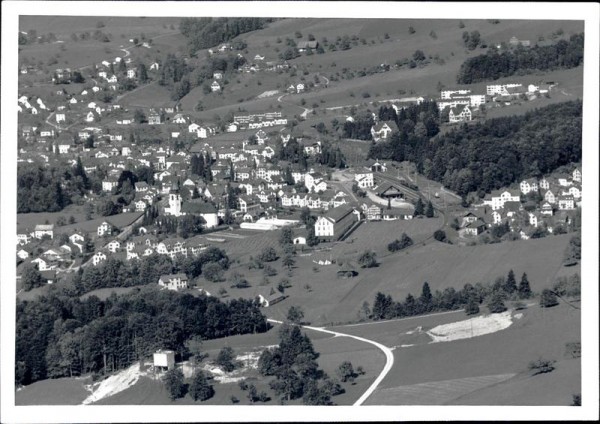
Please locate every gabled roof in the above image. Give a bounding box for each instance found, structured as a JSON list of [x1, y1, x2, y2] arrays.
[[181, 201, 218, 214]]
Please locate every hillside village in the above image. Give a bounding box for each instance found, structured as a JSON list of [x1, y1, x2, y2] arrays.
[[16, 43, 582, 290], [9, 14, 589, 412]]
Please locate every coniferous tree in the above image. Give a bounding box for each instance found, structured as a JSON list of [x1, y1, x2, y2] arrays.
[[414, 198, 424, 216], [425, 200, 434, 218], [518, 273, 532, 299], [504, 269, 518, 294]]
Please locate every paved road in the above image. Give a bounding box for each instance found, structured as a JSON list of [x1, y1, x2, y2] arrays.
[[267, 318, 394, 406]]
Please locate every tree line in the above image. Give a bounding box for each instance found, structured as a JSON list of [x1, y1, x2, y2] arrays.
[[457, 33, 584, 84], [179, 17, 272, 54], [369, 101, 582, 197], [16, 285, 269, 386], [366, 269, 533, 321]]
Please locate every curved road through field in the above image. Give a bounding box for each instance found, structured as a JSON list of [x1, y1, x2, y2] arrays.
[[267, 318, 394, 406]]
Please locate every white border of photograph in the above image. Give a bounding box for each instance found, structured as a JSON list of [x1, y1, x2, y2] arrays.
[[2, 1, 598, 422]]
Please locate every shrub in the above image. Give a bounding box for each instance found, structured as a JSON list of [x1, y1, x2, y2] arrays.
[[487, 292, 507, 313], [540, 289, 559, 308], [163, 368, 186, 400], [216, 347, 237, 372], [565, 342, 581, 359], [336, 361, 357, 383], [528, 357, 556, 375]]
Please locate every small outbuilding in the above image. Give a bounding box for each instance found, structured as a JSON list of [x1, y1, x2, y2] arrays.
[[153, 349, 175, 371]]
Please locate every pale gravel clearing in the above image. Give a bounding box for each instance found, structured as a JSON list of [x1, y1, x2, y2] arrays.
[[426, 311, 521, 343]]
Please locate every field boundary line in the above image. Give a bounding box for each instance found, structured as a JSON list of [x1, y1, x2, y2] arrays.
[[267, 318, 394, 406]]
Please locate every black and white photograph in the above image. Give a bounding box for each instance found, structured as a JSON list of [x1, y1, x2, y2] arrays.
[[1, 2, 598, 422]]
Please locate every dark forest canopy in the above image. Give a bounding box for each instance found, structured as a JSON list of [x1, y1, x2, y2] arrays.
[[369, 100, 582, 197], [457, 33, 584, 84], [16, 286, 268, 386], [179, 17, 273, 54]]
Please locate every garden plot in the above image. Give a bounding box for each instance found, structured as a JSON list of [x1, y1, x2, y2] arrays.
[[426, 311, 521, 343]]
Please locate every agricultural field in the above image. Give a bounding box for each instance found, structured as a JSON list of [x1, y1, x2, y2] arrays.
[[356, 301, 581, 405]]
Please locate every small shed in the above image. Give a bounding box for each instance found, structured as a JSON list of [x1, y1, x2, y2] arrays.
[[337, 261, 358, 278], [153, 350, 175, 370]]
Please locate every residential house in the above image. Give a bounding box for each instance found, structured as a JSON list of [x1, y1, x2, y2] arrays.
[[92, 251, 107, 266], [557, 195, 575, 210], [148, 112, 162, 125], [370, 121, 399, 142], [97, 221, 113, 236], [158, 274, 189, 291], [519, 178, 539, 195], [449, 105, 472, 123], [34, 224, 54, 239], [127, 69, 136, 79], [366, 204, 382, 221], [572, 168, 581, 183], [211, 81, 221, 92], [544, 189, 557, 204], [458, 219, 487, 237]]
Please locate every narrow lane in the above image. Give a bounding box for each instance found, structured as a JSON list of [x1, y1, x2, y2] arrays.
[[267, 318, 394, 406]]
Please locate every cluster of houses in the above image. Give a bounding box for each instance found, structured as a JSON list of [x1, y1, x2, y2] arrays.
[[466, 167, 582, 239], [435, 81, 553, 124]]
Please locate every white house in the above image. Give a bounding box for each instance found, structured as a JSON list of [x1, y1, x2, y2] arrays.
[[153, 350, 175, 370], [158, 274, 189, 291], [92, 251, 107, 266], [354, 171, 374, 189], [449, 105, 472, 123], [127, 69, 136, 79], [97, 221, 113, 236], [56, 113, 66, 123], [34, 224, 54, 239], [211, 81, 221, 92]]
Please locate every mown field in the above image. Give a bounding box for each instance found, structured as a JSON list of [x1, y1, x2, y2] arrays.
[[15, 376, 92, 405], [357, 301, 580, 405]]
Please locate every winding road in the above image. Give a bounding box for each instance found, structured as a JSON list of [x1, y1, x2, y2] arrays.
[[267, 318, 394, 406]]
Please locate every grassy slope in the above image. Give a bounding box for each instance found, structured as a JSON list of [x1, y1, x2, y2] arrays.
[[16, 376, 91, 405], [362, 302, 580, 405]]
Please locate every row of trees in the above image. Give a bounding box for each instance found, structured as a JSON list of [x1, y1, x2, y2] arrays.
[[368, 269, 533, 321], [457, 33, 584, 84], [16, 285, 269, 386]]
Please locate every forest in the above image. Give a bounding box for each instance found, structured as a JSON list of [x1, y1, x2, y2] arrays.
[[457, 33, 584, 84], [15, 286, 269, 386], [368, 100, 582, 197], [179, 17, 272, 54]]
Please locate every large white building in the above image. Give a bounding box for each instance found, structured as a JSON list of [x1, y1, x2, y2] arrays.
[[354, 171, 374, 189], [486, 83, 522, 96], [158, 273, 189, 291]]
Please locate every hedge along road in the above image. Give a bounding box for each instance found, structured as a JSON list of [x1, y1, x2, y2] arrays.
[[267, 318, 394, 406]]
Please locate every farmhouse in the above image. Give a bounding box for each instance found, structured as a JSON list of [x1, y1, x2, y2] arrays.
[[257, 288, 286, 307], [314, 205, 359, 241], [158, 274, 189, 291], [97, 221, 114, 236], [211, 81, 221, 92], [297, 40, 318, 52]]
